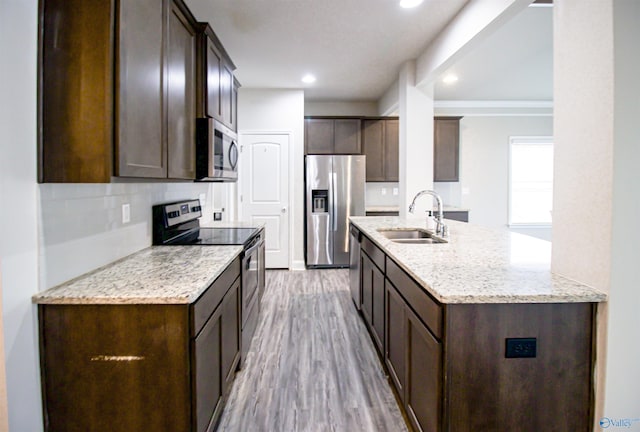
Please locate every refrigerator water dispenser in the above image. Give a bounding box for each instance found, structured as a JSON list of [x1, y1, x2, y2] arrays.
[[311, 190, 329, 213]]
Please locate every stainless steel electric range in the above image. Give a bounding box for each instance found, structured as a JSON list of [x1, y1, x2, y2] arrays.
[[152, 199, 265, 365]]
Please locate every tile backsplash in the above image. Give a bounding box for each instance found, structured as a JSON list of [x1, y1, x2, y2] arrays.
[[365, 182, 400, 207], [38, 182, 217, 290]]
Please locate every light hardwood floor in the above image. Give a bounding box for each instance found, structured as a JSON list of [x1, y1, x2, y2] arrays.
[[218, 269, 408, 432]]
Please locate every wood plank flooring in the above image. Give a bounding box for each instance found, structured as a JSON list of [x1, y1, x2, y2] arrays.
[[218, 269, 408, 432]]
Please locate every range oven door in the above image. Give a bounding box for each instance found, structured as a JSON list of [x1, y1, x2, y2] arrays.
[[240, 233, 263, 364]]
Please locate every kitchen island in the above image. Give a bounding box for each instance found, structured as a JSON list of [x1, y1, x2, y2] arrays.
[[349, 216, 606, 432], [33, 245, 243, 432]]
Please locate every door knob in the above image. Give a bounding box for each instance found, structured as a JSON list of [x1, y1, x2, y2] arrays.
[[281, 207, 287, 213]]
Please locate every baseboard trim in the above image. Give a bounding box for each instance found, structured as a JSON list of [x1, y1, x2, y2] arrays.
[[291, 260, 306, 271]]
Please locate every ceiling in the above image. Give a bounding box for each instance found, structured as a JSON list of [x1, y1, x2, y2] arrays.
[[433, 5, 553, 101], [185, 0, 552, 103]]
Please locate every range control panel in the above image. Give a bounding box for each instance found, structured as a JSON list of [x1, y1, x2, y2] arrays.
[[161, 199, 202, 227]]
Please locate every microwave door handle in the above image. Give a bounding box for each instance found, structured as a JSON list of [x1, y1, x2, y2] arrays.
[[229, 141, 239, 170]]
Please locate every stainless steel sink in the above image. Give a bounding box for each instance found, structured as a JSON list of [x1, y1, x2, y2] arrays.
[[377, 229, 447, 244], [391, 238, 447, 244]]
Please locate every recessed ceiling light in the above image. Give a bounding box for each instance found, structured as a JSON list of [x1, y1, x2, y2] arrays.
[[399, 0, 424, 9], [442, 74, 459, 84], [302, 74, 316, 84]]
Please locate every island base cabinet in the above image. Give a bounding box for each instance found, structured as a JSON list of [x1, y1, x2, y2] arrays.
[[443, 303, 594, 432], [385, 280, 441, 432], [406, 308, 441, 432], [361, 251, 384, 355], [385, 282, 406, 403], [39, 304, 191, 432]]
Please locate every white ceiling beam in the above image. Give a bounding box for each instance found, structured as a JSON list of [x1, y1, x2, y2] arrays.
[[415, 0, 532, 89]]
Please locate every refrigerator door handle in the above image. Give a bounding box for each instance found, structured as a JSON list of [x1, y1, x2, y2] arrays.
[[332, 171, 338, 231]]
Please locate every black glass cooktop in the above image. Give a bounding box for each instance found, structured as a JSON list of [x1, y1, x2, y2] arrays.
[[196, 228, 258, 245], [169, 227, 259, 246]]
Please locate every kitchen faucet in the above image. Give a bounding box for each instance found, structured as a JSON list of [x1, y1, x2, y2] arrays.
[[408, 190, 449, 236]]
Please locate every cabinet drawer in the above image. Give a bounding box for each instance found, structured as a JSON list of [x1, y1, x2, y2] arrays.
[[386, 257, 442, 340], [192, 256, 241, 336], [361, 235, 385, 271]]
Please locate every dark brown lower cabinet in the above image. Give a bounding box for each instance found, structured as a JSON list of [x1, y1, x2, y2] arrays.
[[39, 258, 241, 432], [39, 304, 191, 432], [361, 250, 385, 355], [194, 277, 241, 432], [386, 280, 441, 432], [385, 281, 406, 402], [443, 303, 593, 432], [359, 232, 596, 432], [406, 307, 441, 432]]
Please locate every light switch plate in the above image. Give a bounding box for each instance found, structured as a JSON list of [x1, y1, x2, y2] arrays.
[[122, 203, 130, 224], [393, 188, 398, 195]]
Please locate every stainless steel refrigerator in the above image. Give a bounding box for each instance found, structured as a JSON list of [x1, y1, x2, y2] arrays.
[[305, 155, 366, 267]]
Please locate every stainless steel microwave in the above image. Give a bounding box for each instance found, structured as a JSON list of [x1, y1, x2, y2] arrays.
[[196, 118, 239, 181]]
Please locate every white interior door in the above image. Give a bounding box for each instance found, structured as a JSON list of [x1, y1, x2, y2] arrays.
[[239, 133, 290, 269]]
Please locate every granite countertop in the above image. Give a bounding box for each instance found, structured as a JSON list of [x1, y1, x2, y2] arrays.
[[350, 216, 607, 304], [366, 206, 401, 213], [32, 245, 243, 305], [365, 205, 470, 213], [200, 220, 266, 229]]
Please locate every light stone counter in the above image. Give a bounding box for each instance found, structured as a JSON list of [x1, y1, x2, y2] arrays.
[[200, 220, 266, 229], [350, 216, 607, 304], [365, 206, 470, 213], [32, 245, 243, 305], [366, 206, 400, 213]]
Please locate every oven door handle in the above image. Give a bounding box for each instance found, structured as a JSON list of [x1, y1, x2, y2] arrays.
[[244, 236, 263, 257]]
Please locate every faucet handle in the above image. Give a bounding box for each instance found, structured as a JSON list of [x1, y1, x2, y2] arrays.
[[441, 224, 449, 237]]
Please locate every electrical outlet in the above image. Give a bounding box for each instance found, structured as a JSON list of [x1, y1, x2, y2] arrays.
[[505, 338, 537, 358], [381, 188, 387, 196], [199, 193, 206, 207], [393, 187, 398, 196], [122, 203, 131, 224]]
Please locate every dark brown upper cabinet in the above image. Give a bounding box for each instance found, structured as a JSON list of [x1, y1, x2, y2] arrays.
[[39, 0, 198, 182], [167, 1, 198, 179], [230, 77, 241, 132], [433, 117, 462, 182], [305, 117, 361, 154], [196, 25, 238, 131], [362, 118, 399, 182]]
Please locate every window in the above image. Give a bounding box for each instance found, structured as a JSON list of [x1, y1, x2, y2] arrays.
[[509, 137, 553, 226]]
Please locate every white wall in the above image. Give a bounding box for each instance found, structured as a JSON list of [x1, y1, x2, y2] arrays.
[[605, 0, 640, 422], [0, 1, 43, 429], [552, 3, 615, 422], [365, 183, 400, 208], [0, 267, 7, 432], [304, 101, 378, 117], [238, 89, 305, 270], [552, 0, 640, 426], [39, 183, 216, 289], [456, 116, 553, 229], [552, 0, 614, 294], [398, 63, 434, 219]]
